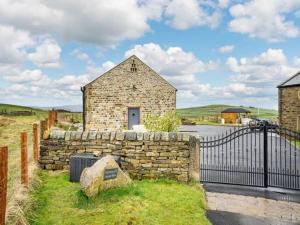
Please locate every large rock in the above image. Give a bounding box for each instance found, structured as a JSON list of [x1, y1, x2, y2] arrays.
[[80, 155, 132, 197]]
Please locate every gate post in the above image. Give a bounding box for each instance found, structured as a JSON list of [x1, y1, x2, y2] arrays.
[[263, 124, 268, 188]]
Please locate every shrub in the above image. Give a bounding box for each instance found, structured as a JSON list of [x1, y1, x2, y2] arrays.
[[143, 111, 181, 132]]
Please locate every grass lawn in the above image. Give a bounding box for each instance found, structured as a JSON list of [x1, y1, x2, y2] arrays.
[[28, 171, 211, 225]]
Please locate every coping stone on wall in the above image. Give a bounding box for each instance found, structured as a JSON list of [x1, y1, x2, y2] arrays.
[[161, 132, 169, 141], [65, 131, 71, 141], [102, 132, 110, 140], [125, 132, 136, 141], [143, 132, 150, 141], [88, 131, 97, 140], [82, 131, 89, 140], [169, 132, 177, 141], [75, 131, 83, 140], [96, 132, 102, 140], [110, 131, 116, 141], [116, 132, 125, 141], [136, 132, 144, 141], [154, 132, 161, 141]]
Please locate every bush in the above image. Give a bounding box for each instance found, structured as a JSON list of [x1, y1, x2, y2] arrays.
[[143, 111, 181, 132]]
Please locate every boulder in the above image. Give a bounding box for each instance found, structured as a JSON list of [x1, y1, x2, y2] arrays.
[[80, 155, 132, 197]]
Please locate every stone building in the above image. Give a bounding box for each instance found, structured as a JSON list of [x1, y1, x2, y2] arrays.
[[81, 55, 177, 131], [278, 71, 300, 131]]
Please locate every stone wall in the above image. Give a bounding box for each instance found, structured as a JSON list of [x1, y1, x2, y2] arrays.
[[279, 87, 300, 131], [40, 130, 200, 182], [83, 55, 176, 131]]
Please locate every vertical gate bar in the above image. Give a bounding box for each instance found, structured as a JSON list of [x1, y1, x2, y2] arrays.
[[254, 126, 257, 185], [263, 124, 268, 188], [233, 126, 236, 184], [206, 136, 209, 181], [229, 129, 235, 181], [246, 127, 249, 185], [217, 134, 220, 182], [289, 132, 292, 188], [221, 132, 224, 183], [238, 127, 240, 184], [294, 134, 297, 189], [225, 130, 228, 184], [284, 128, 287, 187], [270, 126, 273, 186]]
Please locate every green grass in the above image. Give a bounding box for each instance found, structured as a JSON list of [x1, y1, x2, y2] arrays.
[[0, 103, 45, 115], [177, 104, 278, 119], [0, 115, 47, 201], [28, 171, 210, 225]]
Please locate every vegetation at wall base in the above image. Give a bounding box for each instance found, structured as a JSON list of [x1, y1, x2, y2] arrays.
[[27, 171, 211, 225]]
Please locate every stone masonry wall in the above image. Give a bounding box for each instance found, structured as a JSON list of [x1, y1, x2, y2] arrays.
[[84, 55, 176, 131], [40, 130, 200, 182], [279, 87, 300, 131]]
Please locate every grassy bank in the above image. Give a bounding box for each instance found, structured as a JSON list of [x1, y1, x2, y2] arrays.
[[27, 171, 210, 225]]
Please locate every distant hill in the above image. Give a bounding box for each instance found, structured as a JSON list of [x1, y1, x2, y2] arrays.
[[176, 104, 278, 119], [40, 104, 82, 112], [0, 103, 45, 113]]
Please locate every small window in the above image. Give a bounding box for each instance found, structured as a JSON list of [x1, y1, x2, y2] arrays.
[[130, 60, 137, 72]]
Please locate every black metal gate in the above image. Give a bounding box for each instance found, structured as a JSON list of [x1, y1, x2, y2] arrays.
[[200, 124, 300, 190]]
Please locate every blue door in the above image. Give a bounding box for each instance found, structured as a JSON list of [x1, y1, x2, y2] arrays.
[[128, 108, 140, 130]]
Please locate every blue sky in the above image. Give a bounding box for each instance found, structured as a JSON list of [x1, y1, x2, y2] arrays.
[[0, 0, 300, 109]]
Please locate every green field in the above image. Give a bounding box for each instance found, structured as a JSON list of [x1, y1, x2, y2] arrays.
[[0, 103, 45, 115], [177, 104, 278, 119], [27, 171, 210, 225]]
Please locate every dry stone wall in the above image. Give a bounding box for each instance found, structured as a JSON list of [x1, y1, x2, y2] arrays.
[[40, 130, 200, 182]]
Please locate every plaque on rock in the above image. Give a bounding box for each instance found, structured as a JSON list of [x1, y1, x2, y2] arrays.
[[104, 168, 118, 180], [80, 155, 132, 198]]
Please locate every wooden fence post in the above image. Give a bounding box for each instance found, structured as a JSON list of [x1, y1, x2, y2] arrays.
[[33, 124, 38, 161], [0, 146, 8, 225], [20, 132, 28, 188], [40, 120, 47, 139], [45, 118, 49, 130]]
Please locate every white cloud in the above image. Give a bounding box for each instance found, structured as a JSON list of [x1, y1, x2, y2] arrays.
[[3, 69, 49, 84], [294, 57, 300, 67], [218, 0, 230, 9], [226, 49, 298, 90], [0, 25, 33, 64], [72, 49, 91, 62], [165, 0, 222, 29], [28, 39, 61, 68], [124, 42, 263, 102], [228, 0, 300, 42], [0, 0, 151, 46], [219, 45, 235, 53], [125, 42, 213, 77], [0, 59, 116, 106]]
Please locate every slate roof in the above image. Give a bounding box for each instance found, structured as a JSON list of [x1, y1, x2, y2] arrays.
[[278, 71, 300, 88], [221, 108, 251, 113]]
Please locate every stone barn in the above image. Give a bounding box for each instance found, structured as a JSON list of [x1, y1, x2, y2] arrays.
[[278, 71, 300, 131], [81, 55, 177, 131]]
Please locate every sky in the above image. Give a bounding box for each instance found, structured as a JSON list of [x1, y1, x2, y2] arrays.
[[0, 0, 300, 109]]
